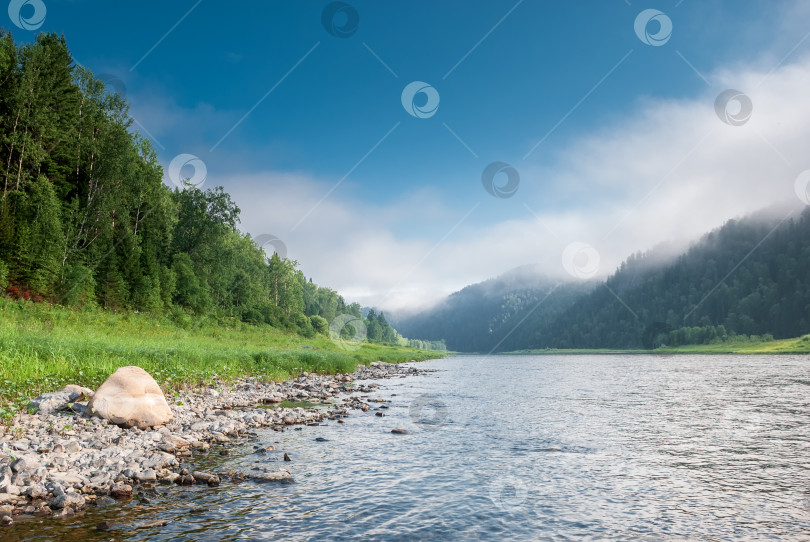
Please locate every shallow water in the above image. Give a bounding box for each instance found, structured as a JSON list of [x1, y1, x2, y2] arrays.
[[7, 354, 810, 540]]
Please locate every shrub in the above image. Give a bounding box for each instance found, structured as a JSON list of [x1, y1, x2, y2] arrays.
[[310, 315, 329, 336]]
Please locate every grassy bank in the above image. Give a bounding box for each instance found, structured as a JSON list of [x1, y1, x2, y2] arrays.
[[508, 335, 810, 355], [0, 298, 445, 418]]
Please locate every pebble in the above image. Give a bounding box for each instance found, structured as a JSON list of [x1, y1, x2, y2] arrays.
[[0, 362, 432, 525], [50, 493, 85, 510], [176, 474, 195, 486], [192, 472, 219, 486], [109, 483, 132, 498], [134, 469, 157, 482]]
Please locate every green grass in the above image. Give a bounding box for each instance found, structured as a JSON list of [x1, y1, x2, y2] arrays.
[[508, 334, 810, 355], [0, 297, 444, 420], [653, 335, 810, 354]]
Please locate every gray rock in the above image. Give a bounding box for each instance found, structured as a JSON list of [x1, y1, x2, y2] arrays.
[[23, 483, 46, 498], [29, 467, 48, 483], [27, 390, 79, 415], [10, 455, 40, 473], [87, 474, 111, 490], [109, 483, 132, 498], [134, 469, 156, 482], [65, 440, 81, 453], [143, 452, 176, 470], [161, 473, 180, 484], [61, 385, 93, 400], [251, 470, 293, 483], [50, 492, 85, 510], [192, 472, 219, 486], [0, 480, 19, 495], [50, 471, 85, 487], [176, 474, 195, 486], [0, 494, 19, 505]]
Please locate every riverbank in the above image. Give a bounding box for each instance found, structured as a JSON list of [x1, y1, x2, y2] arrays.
[[0, 361, 432, 528], [507, 334, 810, 355], [0, 297, 444, 420]]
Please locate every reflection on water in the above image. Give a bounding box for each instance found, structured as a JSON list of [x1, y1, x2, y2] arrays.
[[7, 355, 810, 541]]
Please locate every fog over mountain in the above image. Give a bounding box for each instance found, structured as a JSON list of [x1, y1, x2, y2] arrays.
[[229, 47, 810, 313], [393, 204, 810, 351]]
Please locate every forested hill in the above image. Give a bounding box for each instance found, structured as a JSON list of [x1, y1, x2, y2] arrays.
[[396, 206, 810, 351], [0, 30, 405, 343], [392, 267, 592, 352], [542, 206, 810, 349]]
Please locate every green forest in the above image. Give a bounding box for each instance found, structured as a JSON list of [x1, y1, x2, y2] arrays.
[[0, 30, 415, 346], [2, 30, 806, 356], [396, 207, 810, 351]]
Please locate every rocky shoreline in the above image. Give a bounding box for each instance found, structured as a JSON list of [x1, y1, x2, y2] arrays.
[[0, 361, 429, 528]]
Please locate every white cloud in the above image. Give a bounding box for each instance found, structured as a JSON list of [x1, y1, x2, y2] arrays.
[[212, 52, 810, 314]]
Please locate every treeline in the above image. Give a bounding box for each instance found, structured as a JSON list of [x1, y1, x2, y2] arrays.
[[406, 338, 447, 351], [660, 325, 773, 347], [0, 31, 405, 344], [397, 207, 810, 351], [536, 207, 810, 349]]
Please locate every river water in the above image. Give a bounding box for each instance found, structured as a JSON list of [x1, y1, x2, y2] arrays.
[[7, 354, 810, 541]]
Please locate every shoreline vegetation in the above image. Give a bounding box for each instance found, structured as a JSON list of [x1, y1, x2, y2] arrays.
[[506, 334, 810, 355], [0, 32, 446, 414], [0, 297, 446, 421]]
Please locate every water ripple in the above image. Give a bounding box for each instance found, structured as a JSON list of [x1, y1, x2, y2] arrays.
[[8, 354, 810, 540]]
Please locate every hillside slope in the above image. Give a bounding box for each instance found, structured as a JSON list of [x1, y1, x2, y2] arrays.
[[397, 206, 810, 351]]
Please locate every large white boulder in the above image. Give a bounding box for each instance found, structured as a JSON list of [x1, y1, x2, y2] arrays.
[[87, 366, 172, 429]]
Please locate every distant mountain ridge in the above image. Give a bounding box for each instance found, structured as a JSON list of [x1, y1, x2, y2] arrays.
[[395, 206, 810, 351], [392, 266, 592, 352]]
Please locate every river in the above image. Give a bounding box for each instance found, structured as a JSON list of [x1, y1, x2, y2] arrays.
[[7, 354, 810, 540]]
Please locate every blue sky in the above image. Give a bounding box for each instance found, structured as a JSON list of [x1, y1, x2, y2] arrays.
[[7, 1, 810, 310]]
